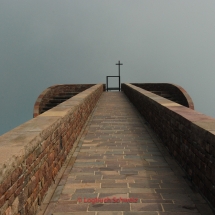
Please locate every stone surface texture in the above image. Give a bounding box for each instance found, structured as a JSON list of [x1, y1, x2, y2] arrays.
[[122, 83, 215, 209], [132, 83, 194, 110], [33, 84, 106, 117], [0, 84, 103, 215], [36, 92, 214, 215]]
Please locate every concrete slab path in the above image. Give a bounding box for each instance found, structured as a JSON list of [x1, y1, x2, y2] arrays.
[[37, 92, 214, 215]]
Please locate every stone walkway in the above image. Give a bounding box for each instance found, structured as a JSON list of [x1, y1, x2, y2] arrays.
[[37, 92, 214, 215]]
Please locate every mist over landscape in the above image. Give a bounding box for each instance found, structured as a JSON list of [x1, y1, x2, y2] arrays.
[[1, 0, 215, 135]]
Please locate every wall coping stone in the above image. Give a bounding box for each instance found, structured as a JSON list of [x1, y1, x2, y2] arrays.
[[0, 83, 103, 184], [122, 83, 215, 209], [33, 84, 98, 117], [126, 83, 215, 129], [131, 82, 194, 109]]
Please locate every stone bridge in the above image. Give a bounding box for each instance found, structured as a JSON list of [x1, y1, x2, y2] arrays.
[[0, 83, 214, 215]]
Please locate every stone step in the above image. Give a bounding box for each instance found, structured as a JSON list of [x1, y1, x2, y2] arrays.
[[149, 90, 182, 104], [41, 92, 80, 114], [52, 96, 72, 100], [58, 92, 79, 96], [44, 103, 61, 107], [49, 99, 68, 104]]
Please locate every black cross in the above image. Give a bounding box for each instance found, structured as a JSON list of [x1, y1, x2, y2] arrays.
[[116, 60, 123, 76], [116, 60, 123, 91]]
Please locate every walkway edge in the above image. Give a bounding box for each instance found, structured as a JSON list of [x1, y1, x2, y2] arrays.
[[36, 93, 102, 215]]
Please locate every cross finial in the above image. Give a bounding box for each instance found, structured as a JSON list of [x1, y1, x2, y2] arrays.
[[116, 61, 123, 76]]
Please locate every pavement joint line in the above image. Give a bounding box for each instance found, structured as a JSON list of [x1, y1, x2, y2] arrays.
[[124, 92, 215, 214], [160, 203, 165, 212], [40, 92, 214, 214], [36, 95, 103, 215]]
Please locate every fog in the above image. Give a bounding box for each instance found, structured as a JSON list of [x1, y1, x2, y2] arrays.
[[1, 0, 215, 135]]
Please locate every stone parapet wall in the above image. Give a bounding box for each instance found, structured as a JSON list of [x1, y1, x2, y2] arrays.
[[33, 84, 98, 117], [122, 83, 215, 208], [0, 84, 103, 215], [132, 83, 194, 109]]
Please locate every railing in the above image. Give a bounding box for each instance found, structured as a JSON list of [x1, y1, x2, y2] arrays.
[[106, 60, 123, 91], [106, 75, 120, 91]]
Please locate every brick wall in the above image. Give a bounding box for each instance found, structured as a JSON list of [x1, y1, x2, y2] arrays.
[[131, 83, 194, 110], [33, 84, 99, 118], [122, 83, 215, 208], [0, 84, 103, 215]]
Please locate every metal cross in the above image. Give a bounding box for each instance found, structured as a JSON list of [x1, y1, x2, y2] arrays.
[[115, 60, 123, 91], [116, 60, 123, 76]]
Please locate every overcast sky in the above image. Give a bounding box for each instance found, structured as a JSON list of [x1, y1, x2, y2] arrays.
[[1, 0, 215, 135]]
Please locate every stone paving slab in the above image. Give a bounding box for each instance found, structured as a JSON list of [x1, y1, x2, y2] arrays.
[[37, 92, 214, 215]]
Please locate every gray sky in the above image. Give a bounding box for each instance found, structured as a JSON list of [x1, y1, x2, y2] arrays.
[[1, 0, 215, 135]]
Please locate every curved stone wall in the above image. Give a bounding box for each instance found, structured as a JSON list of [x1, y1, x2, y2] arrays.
[[131, 83, 194, 110], [122, 83, 215, 208], [33, 84, 102, 117], [0, 84, 103, 215]]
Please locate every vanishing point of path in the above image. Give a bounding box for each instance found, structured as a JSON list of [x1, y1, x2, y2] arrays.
[[38, 92, 214, 215]]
